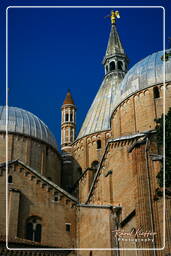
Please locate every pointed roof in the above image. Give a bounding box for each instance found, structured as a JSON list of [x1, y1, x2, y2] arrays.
[[63, 90, 75, 105], [103, 24, 125, 62]]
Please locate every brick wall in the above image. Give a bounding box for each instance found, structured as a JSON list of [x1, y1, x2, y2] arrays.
[[0, 134, 61, 185]]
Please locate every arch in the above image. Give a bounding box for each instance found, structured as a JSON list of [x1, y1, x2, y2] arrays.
[[118, 61, 123, 71], [25, 216, 42, 242], [109, 61, 115, 71], [8, 175, 13, 183], [97, 140, 101, 149], [153, 86, 160, 98]]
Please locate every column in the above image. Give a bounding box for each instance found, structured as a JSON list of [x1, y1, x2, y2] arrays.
[[63, 109, 65, 123], [64, 129, 66, 144], [73, 109, 75, 123], [69, 127, 71, 143]]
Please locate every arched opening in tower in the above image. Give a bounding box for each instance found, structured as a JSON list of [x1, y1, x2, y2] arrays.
[[110, 61, 115, 71], [118, 61, 123, 71]]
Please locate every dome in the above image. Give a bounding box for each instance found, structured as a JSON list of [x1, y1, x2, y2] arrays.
[[77, 49, 171, 140], [0, 106, 57, 149], [119, 49, 171, 100]]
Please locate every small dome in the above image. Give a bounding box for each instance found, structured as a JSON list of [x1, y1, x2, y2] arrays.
[[77, 49, 171, 140], [0, 106, 57, 149]]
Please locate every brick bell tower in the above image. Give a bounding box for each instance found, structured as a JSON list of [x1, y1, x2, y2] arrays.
[[61, 89, 76, 152]]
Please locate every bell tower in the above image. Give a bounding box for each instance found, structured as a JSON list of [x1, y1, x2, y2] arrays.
[[103, 10, 129, 81], [61, 90, 76, 152]]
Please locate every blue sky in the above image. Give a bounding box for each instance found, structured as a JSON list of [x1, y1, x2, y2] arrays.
[[0, 0, 171, 149]]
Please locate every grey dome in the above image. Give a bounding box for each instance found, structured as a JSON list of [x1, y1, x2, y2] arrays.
[[119, 49, 171, 100], [0, 106, 57, 149], [77, 49, 171, 139]]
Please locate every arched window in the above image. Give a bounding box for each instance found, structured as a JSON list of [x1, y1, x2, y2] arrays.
[[26, 222, 33, 241], [35, 224, 42, 242], [118, 61, 123, 71], [65, 113, 69, 122], [90, 251, 93, 256], [66, 223, 71, 232], [91, 161, 99, 170], [70, 113, 73, 122], [97, 140, 101, 149], [8, 175, 13, 184], [26, 216, 42, 242], [109, 61, 115, 71], [153, 87, 160, 98]]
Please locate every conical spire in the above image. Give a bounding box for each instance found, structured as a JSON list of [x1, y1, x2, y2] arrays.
[[63, 90, 75, 105], [106, 24, 124, 56], [103, 24, 125, 63]]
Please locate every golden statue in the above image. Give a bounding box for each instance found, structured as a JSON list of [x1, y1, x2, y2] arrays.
[[105, 10, 120, 25]]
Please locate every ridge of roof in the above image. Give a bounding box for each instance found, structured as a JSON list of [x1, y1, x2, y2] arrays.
[[2, 160, 78, 203]]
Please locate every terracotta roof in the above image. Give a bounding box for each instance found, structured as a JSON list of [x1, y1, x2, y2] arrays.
[[63, 90, 75, 105], [0, 235, 41, 246]]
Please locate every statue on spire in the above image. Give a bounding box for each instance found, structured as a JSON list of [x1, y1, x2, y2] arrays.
[[105, 10, 120, 25]]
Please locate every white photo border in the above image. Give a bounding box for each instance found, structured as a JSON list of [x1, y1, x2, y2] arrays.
[[5, 5, 166, 251]]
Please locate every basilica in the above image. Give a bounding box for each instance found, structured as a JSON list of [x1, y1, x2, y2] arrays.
[[0, 11, 171, 256]]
